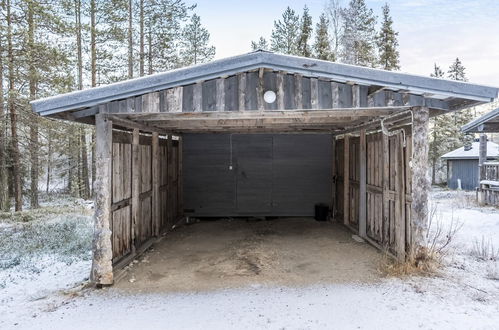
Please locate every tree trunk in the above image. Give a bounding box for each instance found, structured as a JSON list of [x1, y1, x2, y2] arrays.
[[28, 0, 39, 208], [148, 28, 153, 75], [139, 0, 144, 76], [0, 18, 8, 211], [46, 128, 51, 194], [80, 128, 90, 199], [90, 0, 97, 87], [7, 0, 22, 211], [411, 106, 430, 260], [127, 0, 133, 79]]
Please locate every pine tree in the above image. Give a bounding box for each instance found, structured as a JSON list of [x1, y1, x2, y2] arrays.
[[251, 37, 269, 51], [180, 14, 215, 65], [297, 5, 312, 57], [340, 0, 377, 67], [448, 57, 467, 82], [0, 2, 9, 211], [313, 13, 334, 61], [430, 63, 445, 78], [270, 6, 300, 55], [376, 3, 399, 70]]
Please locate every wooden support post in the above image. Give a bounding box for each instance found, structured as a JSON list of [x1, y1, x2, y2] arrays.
[[410, 106, 430, 259], [395, 132, 406, 260], [359, 129, 367, 238], [479, 133, 487, 181], [90, 114, 114, 285], [343, 135, 350, 225], [131, 129, 140, 250], [152, 132, 160, 236]]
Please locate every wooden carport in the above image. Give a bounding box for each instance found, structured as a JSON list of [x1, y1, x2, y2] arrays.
[[31, 51, 498, 285]]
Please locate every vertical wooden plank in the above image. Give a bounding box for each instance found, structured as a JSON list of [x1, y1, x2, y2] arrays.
[[352, 85, 361, 108], [152, 132, 160, 237], [359, 129, 367, 238], [343, 135, 350, 226], [276, 72, 284, 110], [216, 78, 225, 111], [238, 73, 246, 111], [411, 106, 430, 260], [166, 87, 183, 112], [294, 74, 303, 109], [331, 82, 340, 108], [91, 114, 113, 285], [142, 92, 159, 113], [193, 82, 202, 112], [311, 78, 319, 109], [382, 132, 390, 243], [257, 69, 265, 111], [131, 129, 140, 252]]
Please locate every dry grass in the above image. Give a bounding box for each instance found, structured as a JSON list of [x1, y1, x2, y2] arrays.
[[379, 205, 462, 277], [471, 236, 498, 261]]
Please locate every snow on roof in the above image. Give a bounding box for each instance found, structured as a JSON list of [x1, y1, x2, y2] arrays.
[[441, 141, 499, 159]]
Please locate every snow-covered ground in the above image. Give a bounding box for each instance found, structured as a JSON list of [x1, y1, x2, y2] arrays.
[[0, 188, 498, 330]]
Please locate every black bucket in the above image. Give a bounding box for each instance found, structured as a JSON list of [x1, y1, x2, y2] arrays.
[[314, 203, 329, 221]]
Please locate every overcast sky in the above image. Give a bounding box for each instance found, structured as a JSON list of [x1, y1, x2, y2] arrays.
[[189, 0, 499, 87]]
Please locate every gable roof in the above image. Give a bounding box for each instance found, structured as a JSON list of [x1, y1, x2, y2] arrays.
[[441, 141, 499, 160], [31, 51, 498, 117], [462, 107, 499, 133]]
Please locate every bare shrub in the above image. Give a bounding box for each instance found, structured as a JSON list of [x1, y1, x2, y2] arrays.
[[380, 204, 462, 277], [471, 236, 498, 261]]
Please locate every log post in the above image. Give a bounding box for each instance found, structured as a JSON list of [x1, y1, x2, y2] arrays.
[[177, 135, 183, 218], [167, 135, 173, 227], [410, 106, 430, 259], [343, 135, 350, 225], [359, 129, 367, 238], [90, 114, 114, 286], [395, 131, 406, 260], [331, 135, 336, 220], [478, 133, 487, 181]]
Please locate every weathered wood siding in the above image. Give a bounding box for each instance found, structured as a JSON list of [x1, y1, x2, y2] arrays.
[[98, 69, 430, 114], [110, 130, 181, 265], [335, 130, 412, 255]]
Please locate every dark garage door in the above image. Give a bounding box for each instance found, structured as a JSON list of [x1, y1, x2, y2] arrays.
[[183, 134, 332, 216]]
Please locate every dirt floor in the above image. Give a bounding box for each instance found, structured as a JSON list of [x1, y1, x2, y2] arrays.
[[116, 218, 383, 292]]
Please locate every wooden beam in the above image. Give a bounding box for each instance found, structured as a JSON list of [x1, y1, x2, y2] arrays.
[[177, 135, 183, 218], [257, 68, 265, 111], [152, 132, 160, 236], [90, 114, 114, 286], [331, 135, 336, 220], [166, 135, 173, 227], [131, 129, 140, 253], [410, 106, 430, 260], [343, 135, 350, 226], [359, 129, 367, 238], [115, 107, 408, 121], [166, 87, 182, 112], [311, 78, 319, 109], [106, 115, 168, 134]]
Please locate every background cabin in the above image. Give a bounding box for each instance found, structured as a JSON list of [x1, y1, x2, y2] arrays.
[[441, 140, 499, 190]]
